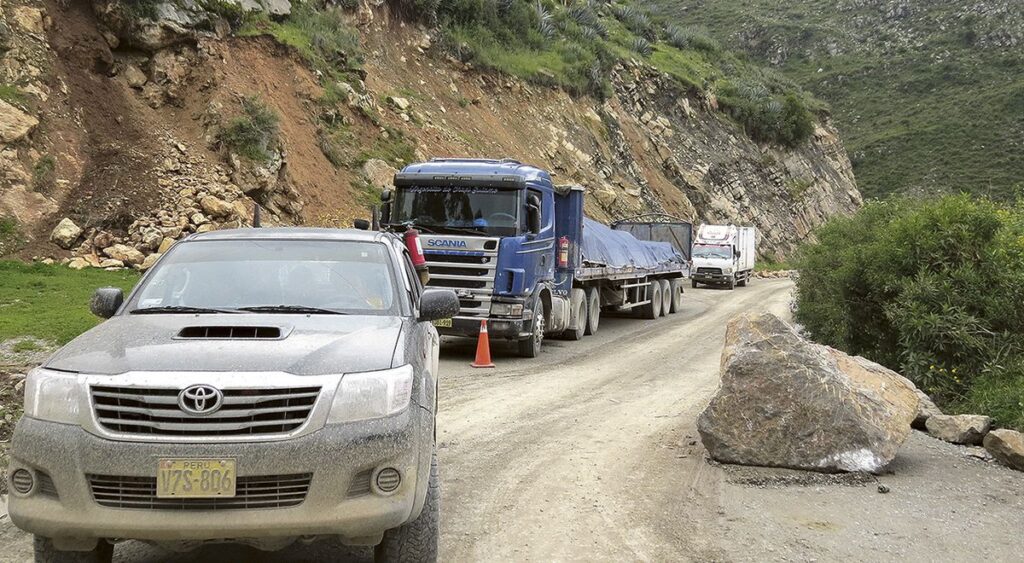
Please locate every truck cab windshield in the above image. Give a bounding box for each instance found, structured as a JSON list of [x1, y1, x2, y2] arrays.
[[693, 244, 733, 260], [393, 186, 520, 236]]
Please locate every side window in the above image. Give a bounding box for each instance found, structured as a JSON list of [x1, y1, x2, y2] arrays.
[[401, 251, 422, 305]]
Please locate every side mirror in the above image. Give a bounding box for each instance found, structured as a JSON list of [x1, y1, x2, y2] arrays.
[[380, 189, 392, 203], [418, 289, 460, 322], [735, 250, 741, 258], [90, 287, 124, 319], [353, 219, 371, 230], [527, 200, 542, 236]]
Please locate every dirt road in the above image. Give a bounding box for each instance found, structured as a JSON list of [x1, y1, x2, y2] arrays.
[[2, 279, 1023, 561]]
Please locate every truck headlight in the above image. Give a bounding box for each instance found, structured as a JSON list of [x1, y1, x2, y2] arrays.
[[328, 365, 414, 423], [24, 368, 82, 425], [723, 267, 734, 274], [490, 303, 523, 317]]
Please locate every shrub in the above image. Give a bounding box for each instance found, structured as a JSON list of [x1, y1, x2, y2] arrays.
[[631, 37, 652, 57], [32, 155, 56, 192], [718, 81, 815, 147], [219, 96, 281, 161], [794, 196, 1024, 429]]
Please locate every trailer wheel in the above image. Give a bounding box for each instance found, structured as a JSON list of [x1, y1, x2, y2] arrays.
[[641, 280, 661, 320], [658, 279, 672, 317], [585, 288, 600, 335], [562, 289, 586, 341], [669, 279, 684, 313]]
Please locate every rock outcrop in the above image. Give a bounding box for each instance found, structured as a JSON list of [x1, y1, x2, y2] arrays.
[[698, 312, 919, 473], [984, 429, 1024, 472], [926, 414, 992, 445]]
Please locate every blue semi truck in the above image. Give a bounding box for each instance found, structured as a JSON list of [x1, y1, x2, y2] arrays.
[[379, 158, 692, 357]]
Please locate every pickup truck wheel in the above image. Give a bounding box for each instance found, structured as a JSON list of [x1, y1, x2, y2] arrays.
[[375, 451, 440, 563], [641, 281, 661, 320], [669, 279, 684, 313], [584, 288, 600, 335], [691, 279, 698, 289], [34, 537, 113, 563], [658, 280, 672, 317], [518, 306, 545, 358]]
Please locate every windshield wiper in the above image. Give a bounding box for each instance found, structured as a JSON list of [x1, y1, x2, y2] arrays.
[[237, 305, 347, 315], [440, 226, 489, 236], [130, 306, 239, 315]]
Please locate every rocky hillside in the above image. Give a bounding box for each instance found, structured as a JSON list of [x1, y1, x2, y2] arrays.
[[0, 0, 861, 266], [644, 0, 1024, 200]]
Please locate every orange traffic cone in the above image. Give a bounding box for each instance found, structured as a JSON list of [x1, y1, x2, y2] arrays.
[[471, 319, 496, 368]]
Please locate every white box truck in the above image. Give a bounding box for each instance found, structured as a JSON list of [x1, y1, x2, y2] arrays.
[[691, 224, 756, 290]]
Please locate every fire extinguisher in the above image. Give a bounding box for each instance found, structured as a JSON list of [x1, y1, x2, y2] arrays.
[[557, 236, 570, 268], [404, 228, 430, 285]]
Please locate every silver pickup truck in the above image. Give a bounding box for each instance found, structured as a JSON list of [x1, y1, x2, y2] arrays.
[[7, 228, 459, 562]]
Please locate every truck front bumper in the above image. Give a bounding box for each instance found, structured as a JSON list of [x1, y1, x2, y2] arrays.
[[693, 273, 733, 284], [438, 316, 529, 340], [7, 409, 431, 549]]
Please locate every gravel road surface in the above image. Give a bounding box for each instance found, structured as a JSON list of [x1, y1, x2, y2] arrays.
[[2, 279, 1022, 562]]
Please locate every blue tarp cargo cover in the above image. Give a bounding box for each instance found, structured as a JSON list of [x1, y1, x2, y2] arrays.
[[581, 218, 683, 270]]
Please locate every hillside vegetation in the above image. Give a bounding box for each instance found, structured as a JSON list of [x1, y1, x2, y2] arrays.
[[388, 0, 821, 147], [794, 196, 1024, 431], [642, 0, 1024, 200]]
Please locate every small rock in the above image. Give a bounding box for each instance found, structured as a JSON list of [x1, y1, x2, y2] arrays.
[[102, 244, 145, 266], [50, 218, 83, 249], [124, 65, 148, 89], [190, 212, 209, 226], [67, 257, 90, 270], [200, 195, 234, 218], [983, 429, 1024, 471], [362, 158, 397, 193], [912, 388, 942, 430], [877, 484, 890, 494], [140, 253, 161, 271], [11, 7, 45, 34], [157, 237, 175, 254], [97, 258, 124, 268], [0, 99, 40, 143], [388, 96, 411, 111], [926, 414, 992, 445]]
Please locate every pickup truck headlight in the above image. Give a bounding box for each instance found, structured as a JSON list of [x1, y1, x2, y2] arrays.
[[328, 365, 414, 423], [490, 303, 524, 317], [24, 368, 82, 425]]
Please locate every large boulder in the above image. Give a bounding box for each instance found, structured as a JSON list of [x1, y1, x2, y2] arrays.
[[926, 414, 992, 445], [50, 218, 83, 249], [984, 429, 1024, 472], [0, 99, 39, 143], [102, 243, 145, 266], [698, 312, 919, 473]]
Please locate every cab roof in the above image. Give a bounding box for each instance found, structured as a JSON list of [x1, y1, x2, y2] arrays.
[[397, 158, 552, 184]]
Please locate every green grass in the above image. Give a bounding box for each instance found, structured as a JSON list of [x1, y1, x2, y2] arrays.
[[0, 217, 22, 256], [642, 0, 1024, 200], [238, 3, 361, 78], [0, 84, 25, 105], [0, 261, 139, 345]]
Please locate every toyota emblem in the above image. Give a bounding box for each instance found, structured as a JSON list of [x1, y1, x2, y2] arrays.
[[178, 384, 224, 416]]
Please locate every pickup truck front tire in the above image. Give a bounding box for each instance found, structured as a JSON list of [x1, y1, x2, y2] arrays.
[[375, 451, 440, 563], [33, 537, 113, 563]]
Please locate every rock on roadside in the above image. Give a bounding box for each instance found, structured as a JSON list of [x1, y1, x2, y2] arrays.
[[102, 244, 145, 266], [983, 429, 1024, 471], [925, 414, 992, 445], [698, 312, 919, 473], [50, 218, 83, 249], [912, 388, 943, 430]]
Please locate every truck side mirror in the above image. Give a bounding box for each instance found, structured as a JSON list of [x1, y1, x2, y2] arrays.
[[90, 287, 124, 319], [735, 250, 741, 258], [527, 196, 542, 235], [380, 190, 392, 225], [418, 289, 460, 322]]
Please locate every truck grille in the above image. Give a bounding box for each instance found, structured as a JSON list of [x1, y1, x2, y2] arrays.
[[425, 241, 498, 317], [91, 386, 321, 437], [88, 473, 312, 510], [696, 267, 722, 275]]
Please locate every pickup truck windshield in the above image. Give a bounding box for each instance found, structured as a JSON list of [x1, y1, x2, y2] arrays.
[[692, 244, 733, 260], [129, 240, 398, 315], [393, 186, 520, 236]]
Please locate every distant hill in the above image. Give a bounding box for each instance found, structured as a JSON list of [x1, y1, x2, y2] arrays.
[[643, 0, 1024, 200]]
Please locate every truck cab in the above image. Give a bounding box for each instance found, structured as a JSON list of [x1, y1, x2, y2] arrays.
[[691, 224, 757, 290], [385, 159, 560, 357]]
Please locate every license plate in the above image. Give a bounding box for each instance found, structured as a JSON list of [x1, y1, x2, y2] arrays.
[[432, 318, 452, 328], [157, 459, 236, 498]]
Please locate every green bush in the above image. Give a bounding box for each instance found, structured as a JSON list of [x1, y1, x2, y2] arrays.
[[219, 96, 280, 161], [794, 196, 1024, 429], [718, 81, 815, 147]]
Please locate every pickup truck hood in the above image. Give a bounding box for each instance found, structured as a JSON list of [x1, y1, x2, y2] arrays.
[[44, 315, 403, 376]]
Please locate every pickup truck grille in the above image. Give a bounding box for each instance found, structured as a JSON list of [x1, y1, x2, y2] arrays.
[[91, 386, 320, 437], [425, 241, 499, 317], [88, 473, 312, 510], [696, 267, 722, 275]]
